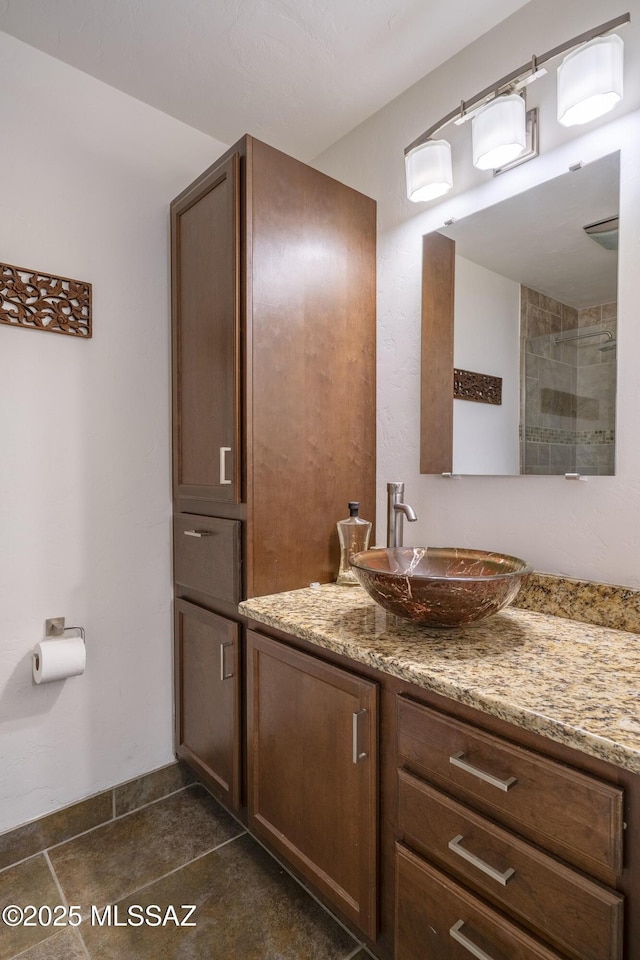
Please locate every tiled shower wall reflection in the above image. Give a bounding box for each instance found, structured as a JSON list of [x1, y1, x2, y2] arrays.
[[520, 286, 616, 475]]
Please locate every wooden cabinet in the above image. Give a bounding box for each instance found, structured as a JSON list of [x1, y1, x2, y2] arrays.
[[395, 696, 625, 960], [192, 593, 639, 960], [171, 134, 376, 598], [246, 630, 378, 939], [170, 134, 376, 809], [174, 600, 241, 808]]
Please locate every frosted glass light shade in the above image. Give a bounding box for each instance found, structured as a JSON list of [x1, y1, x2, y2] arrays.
[[405, 139, 453, 202], [557, 34, 623, 127], [472, 94, 526, 171]]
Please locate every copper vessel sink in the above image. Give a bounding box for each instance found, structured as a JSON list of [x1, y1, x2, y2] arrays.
[[350, 547, 532, 627]]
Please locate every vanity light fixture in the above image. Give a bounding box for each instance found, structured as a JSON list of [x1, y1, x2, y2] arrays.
[[405, 139, 453, 202], [471, 93, 527, 171], [557, 34, 624, 127], [405, 12, 629, 202]]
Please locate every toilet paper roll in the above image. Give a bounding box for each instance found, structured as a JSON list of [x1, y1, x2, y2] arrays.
[[33, 637, 86, 684]]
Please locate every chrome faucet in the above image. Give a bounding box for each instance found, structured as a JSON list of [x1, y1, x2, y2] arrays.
[[386, 481, 418, 548]]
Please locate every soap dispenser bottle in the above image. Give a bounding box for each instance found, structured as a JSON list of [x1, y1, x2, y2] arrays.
[[336, 502, 372, 586]]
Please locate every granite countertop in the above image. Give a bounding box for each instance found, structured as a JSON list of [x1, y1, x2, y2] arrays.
[[239, 584, 640, 776]]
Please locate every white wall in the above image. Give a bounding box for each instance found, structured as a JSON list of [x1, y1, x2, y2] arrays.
[[452, 257, 520, 475], [0, 32, 226, 833], [313, 0, 640, 587]]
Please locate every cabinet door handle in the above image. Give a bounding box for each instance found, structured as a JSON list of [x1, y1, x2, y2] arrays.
[[183, 529, 212, 538], [219, 446, 232, 485], [450, 920, 497, 960], [352, 708, 368, 764], [220, 641, 234, 681], [448, 834, 515, 886], [449, 752, 517, 792]]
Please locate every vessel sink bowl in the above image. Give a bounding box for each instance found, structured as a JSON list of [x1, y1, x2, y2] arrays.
[[350, 547, 532, 627]]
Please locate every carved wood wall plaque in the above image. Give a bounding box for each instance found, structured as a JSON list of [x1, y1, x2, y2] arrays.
[[0, 262, 92, 338], [453, 368, 502, 405]]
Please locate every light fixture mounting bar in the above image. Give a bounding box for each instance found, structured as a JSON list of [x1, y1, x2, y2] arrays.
[[404, 12, 630, 155]]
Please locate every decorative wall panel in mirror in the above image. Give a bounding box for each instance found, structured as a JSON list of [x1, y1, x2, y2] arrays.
[[420, 152, 619, 476]]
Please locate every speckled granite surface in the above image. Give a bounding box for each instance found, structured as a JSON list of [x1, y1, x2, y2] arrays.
[[515, 571, 640, 633], [239, 584, 640, 775]]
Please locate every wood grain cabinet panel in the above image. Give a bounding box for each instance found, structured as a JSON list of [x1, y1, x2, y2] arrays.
[[246, 630, 378, 939], [174, 600, 241, 809], [171, 153, 241, 504], [398, 769, 623, 960], [397, 696, 624, 881], [248, 138, 377, 597], [396, 843, 565, 960], [420, 231, 454, 475]]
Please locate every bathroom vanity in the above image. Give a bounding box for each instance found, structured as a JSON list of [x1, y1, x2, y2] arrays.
[[239, 585, 640, 960], [169, 134, 639, 960]]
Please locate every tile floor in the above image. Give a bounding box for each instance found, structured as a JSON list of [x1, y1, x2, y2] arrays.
[[0, 783, 369, 960]]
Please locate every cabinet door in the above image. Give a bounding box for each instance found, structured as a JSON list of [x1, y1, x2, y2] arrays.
[[171, 152, 241, 503], [246, 630, 378, 938], [174, 600, 241, 809]]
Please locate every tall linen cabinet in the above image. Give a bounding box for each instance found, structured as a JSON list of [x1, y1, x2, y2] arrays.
[[171, 135, 376, 810]]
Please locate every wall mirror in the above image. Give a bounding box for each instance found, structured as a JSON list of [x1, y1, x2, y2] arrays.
[[420, 151, 619, 476]]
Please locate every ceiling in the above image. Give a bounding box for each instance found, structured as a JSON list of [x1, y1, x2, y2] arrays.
[[0, 0, 530, 161]]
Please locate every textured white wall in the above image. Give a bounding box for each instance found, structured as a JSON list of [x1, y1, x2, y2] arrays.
[[0, 32, 225, 833], [313, 0, 640, 587]]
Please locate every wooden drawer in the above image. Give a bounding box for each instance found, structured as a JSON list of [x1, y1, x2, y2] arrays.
[[396, 843, 564, 960], [173, 513, 241, 603], [398, 769, 623, 960], [397, 697, 624, 881]]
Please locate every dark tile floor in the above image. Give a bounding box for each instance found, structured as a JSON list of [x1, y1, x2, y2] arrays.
[[0, 784, 369, 960]]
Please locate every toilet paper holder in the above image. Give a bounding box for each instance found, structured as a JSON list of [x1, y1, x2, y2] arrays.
[[45, 618, 85, 643]]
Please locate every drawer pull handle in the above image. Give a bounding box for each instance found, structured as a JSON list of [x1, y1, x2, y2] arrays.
[[450, 752, 517, 792], [220, 641, 234, 681], [448, 834, 515, 886], [183, 529, 213, 538], [352, 709, 368, 764], [450, 920, 497, 960], [219, 446, 232, 485]]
